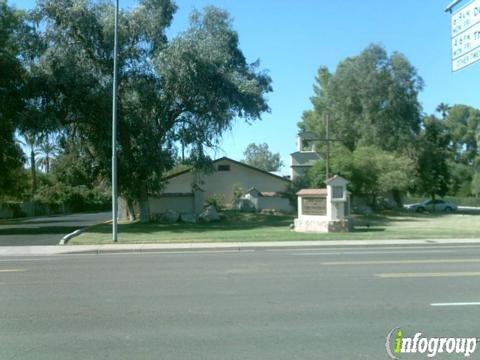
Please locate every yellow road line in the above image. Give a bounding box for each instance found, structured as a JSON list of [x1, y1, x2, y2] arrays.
[[376, 271, 480, 278], [0, 269, 27, 273], [323, 259, 480, 265]]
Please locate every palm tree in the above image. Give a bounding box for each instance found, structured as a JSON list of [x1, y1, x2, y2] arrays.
[[436, 103, 451, 119], [36, 136, 60, 173], [18, 131, 40, 196]]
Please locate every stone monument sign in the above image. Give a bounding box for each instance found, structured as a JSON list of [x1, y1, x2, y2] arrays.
[[294, 175, 352, 233]]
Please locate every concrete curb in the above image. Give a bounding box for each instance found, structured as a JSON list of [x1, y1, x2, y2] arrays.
[[59, 219, 112, 245], [2, 238, 480, 256], [59, 229, 84, 245]]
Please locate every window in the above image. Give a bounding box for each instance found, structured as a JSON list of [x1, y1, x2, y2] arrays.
[[218, 164, 230, 171], [332, 186, 344, 199]]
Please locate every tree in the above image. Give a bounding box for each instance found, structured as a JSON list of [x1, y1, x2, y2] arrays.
[[298, 44, 423, 153], [436, 102, 450, 119], [443, 104, 480, 165], [435, 104, 480, 196], [242, 143, 283, 172], [36, 135, 60, 173], [414, 115, 450, 202], [33, 1, 272, 222], [472, 172, 480, 199], [18, 131, 39, 196], [447, 160, 472, 196], [329, 145, 414, 208], [292, 144, 414, 208], [0, 1, 26, 198]]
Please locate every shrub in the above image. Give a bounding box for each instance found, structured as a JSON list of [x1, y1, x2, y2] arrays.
[[34, 184, 111, 213], [1, 202, 26, 218], [232, 184, 244, 206], [205, 193, 225, 210]]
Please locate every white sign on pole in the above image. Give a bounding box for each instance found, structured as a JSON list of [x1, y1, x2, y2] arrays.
[[451, 0, 480, 71]]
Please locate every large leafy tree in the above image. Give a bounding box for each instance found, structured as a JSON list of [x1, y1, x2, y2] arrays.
[[443, 105, 480, 165], [297, 45, 423, 206], [298, 44, 423, 153], [294, 144, 414, 208], [439, 104, 480, 195], [242, 143, 283, 172], [414, 115, 451, 202], [0, 1, 26, 198], [328, 145, 414, 208], [33, 0, 272, 221]]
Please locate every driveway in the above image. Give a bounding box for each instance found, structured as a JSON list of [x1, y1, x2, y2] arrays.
[[0, 212, 111, 246]]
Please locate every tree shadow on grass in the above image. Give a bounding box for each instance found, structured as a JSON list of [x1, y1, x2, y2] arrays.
[[0, 219, 89, 226], [352, 227, 386, 233], [352, 210, 464, 225], [0, 226, 81, 236], [88, 212, 295, 235]]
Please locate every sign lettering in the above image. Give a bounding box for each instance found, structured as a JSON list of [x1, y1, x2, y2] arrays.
[[302, 197, 326, 216]]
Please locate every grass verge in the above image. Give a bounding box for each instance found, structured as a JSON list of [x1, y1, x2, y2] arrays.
[[70, 210, 480, 244]]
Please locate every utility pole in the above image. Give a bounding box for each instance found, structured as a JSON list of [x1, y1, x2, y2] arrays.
[[112, 0, 119, 242], [303, 113, 342, 181], [325, 113, 330, 180]]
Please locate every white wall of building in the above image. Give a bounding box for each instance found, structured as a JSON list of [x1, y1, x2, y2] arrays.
[[149, 195, 194, 215], [163, 159, 290, 204]]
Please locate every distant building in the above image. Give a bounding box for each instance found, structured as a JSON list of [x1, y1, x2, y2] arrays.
[[161, 157, 291, 204], [290, 131, 321, 180], [119, 157, 292, 220]]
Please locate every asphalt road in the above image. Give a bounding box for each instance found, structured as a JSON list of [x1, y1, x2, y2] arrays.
[[1, 244, 480, 359], [0, 212, 111, 246]]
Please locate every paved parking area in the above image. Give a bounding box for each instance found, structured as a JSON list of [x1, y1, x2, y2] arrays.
[[0, 212, 111, 246]]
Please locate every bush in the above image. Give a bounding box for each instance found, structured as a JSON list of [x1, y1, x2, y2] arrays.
[[34, 184, 111, 213], [405, 195, 480, 207], [205, 193, 225, 210], [0, 202, 26, 218], [232, 184, 244, 206]]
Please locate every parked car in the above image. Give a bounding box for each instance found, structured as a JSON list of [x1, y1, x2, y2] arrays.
[[406, 199, 458, 213]]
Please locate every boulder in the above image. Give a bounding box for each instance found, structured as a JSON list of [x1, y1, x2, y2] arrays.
[[260, 209, 275, 215], [163, 209, 179, 223], [181, 213, 197, 223], [199, 205, 220, 222]]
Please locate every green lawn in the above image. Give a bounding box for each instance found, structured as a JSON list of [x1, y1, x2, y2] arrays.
[[70, 210, 480, 244]]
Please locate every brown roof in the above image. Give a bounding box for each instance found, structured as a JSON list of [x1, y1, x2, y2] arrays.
[[259, 192, 281, 197], [296, 188, 327, 196], [164, 157, 291, 183]]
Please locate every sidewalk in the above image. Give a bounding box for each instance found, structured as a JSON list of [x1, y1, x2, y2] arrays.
[[1, 238, 480, 256]]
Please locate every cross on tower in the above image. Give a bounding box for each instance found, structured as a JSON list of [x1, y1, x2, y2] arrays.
[[303, 114, 343, 180]]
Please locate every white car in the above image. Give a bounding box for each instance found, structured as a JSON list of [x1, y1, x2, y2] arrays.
[[406, 199, 458, 213]]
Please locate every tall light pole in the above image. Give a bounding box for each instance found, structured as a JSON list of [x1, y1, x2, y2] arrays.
[[325, 113, 330, 180], [112, 0, 119, 242]]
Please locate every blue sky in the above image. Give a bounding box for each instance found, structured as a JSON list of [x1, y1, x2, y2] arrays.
[[10, 0, 480, 173]]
